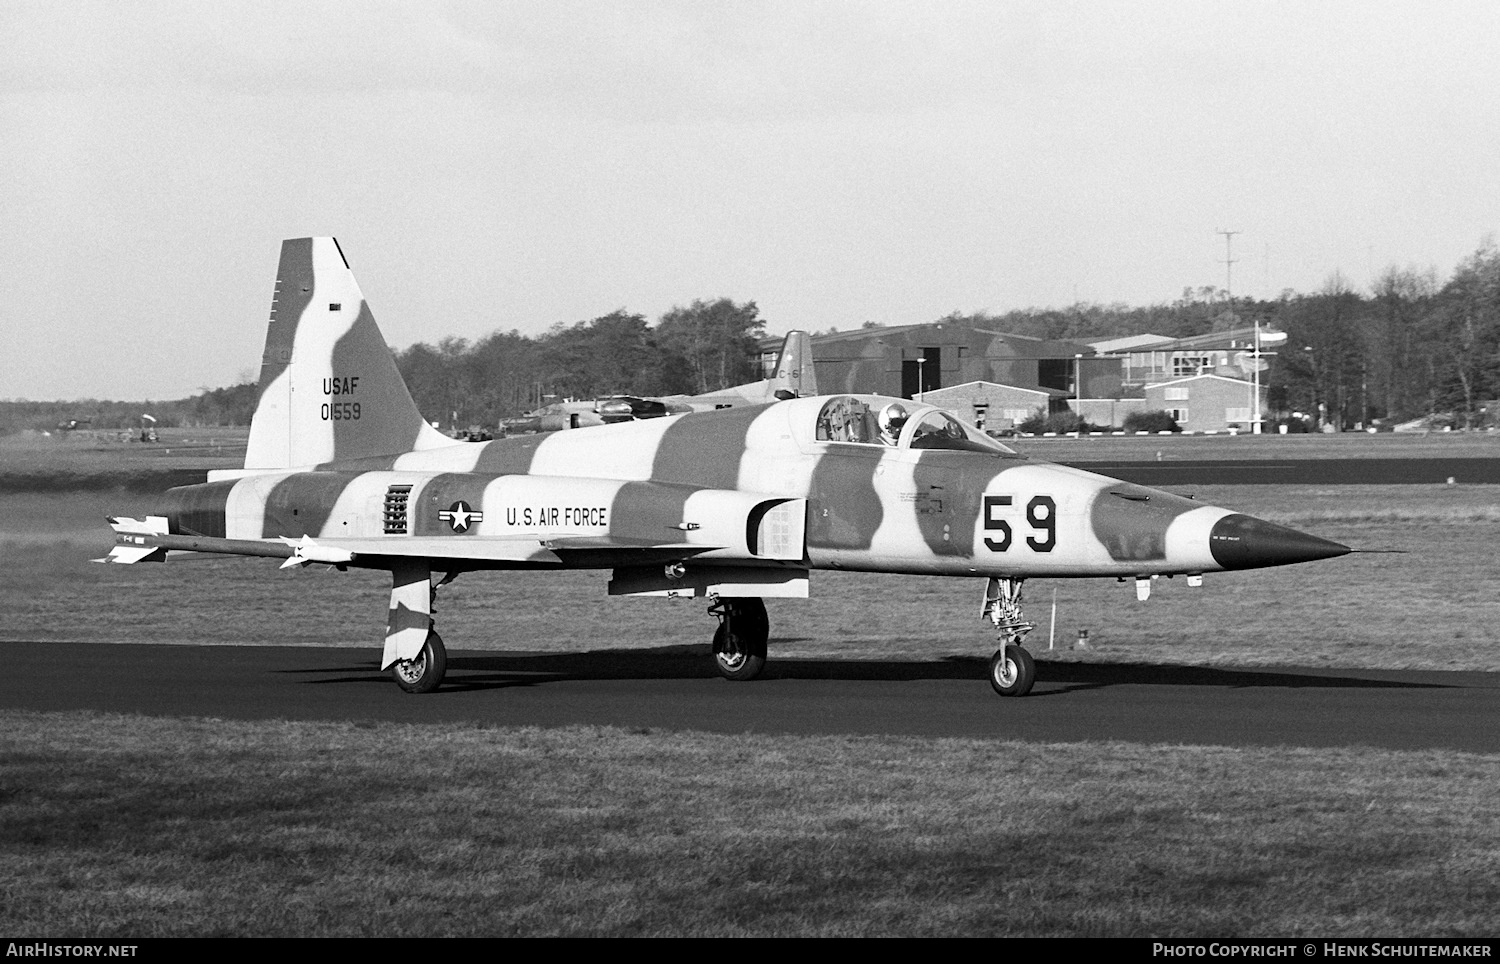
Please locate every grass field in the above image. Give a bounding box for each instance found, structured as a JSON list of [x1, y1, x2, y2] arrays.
[[3, 440, 1498, 936], [0, 428, 246, 492], [4, 712, 1498, 937]]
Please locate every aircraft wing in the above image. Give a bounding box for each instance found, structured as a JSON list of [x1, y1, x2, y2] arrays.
[[99, 517, 729, 570], [300, 534, 718, 569]]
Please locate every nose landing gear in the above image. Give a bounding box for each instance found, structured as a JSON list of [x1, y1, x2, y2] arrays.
[[982, 576, 1036, 697]]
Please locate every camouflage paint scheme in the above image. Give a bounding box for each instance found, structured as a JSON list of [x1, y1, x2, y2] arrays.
[[104, 239, 1348, 693]]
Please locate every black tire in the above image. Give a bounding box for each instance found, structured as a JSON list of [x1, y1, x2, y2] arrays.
[[989, 644, 1035, 697], [392, 631, 447, 694], [713, 598, 768, 681]]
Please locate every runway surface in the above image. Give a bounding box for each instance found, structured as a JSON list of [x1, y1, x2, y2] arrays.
[[10, 641, 1499, 753]]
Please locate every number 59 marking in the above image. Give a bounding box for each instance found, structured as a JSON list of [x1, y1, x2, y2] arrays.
[[984, 495, 1057, 553]]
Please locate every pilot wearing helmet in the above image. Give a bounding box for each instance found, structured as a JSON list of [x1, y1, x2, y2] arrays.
[[878, 402, 908, 445]]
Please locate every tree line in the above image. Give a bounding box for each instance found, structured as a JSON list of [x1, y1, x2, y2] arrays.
[[0, 384, 258, 437], [936, 237, 1500, 430], [5, 238, 1497, 434], [394, 299, 766, 430]]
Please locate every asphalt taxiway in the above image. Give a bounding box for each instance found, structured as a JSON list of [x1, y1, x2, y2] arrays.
[[9, 641, 1499, 753]]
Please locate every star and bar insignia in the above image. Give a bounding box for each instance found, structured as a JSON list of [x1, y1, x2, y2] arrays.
[[439, 501, 483, 532]]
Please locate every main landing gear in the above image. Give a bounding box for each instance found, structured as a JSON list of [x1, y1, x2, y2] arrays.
[[982, 576, 1036, 697], [387, 565, 456, 694], [379, 571, 1034, 697], [392, 630, 447, 694], [709, 596, 769, 681]]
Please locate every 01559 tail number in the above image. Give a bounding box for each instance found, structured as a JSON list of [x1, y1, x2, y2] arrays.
[[321, 402, 361, 420], [983, 495, 1056, 553]]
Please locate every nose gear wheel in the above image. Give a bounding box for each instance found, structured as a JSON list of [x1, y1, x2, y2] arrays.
[[981, 576, 1036, 697]]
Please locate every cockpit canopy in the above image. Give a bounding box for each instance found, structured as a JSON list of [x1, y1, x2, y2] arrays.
[[812, 395, 1019, 456]]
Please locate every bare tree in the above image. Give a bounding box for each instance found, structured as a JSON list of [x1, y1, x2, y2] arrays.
[[1370, 265, 1438, 419], [1430, 239, 1500, 428]]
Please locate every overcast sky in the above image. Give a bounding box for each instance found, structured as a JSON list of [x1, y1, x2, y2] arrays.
[[3, 1, 1498, 401]]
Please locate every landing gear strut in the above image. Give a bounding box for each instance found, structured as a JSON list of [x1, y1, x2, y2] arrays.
[[385, 564, 457, 693], [710, 596, 769, 681], [982, 576, 1036, 697]]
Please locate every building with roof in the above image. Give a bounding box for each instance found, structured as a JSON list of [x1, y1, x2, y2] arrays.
[[917, 381, 1068, 433], [1142, 373, 1267, 433], [807, 321, 1118, 401], [1094, 325, 1276, 388], [757, 320, 1288, 432]]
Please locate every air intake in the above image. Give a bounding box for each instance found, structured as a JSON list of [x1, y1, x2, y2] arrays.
[[383, 485, 412, 534]]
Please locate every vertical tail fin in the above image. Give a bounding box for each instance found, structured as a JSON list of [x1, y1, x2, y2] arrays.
[[244, 238, 450, 469], [769, 330, 817, 399]]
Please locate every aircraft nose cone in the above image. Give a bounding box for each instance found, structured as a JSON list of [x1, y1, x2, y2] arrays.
[[1209, 514, 1350, 570]]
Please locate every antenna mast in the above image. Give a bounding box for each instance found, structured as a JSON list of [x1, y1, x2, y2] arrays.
[[1217, 229, 1260, 435], [1216, 228, 1240, 311]]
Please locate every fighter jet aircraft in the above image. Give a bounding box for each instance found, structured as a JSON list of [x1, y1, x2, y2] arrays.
[[499, 330, 817, 434], [499, 395, 674, 435], [101, 238, 1350, 697], [657, 329, 817, 412]]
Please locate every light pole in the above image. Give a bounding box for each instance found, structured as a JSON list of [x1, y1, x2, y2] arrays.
[[916, 356, 926, 402], [1250, 324, 1287, 434], [1252, 323, 1261, 435], [1074, 354, 1083, 422], [1303, 346, 1319, 431]]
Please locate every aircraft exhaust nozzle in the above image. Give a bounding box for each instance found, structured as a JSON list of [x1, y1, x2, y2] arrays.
[[1208, 514, 1350, 571]]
